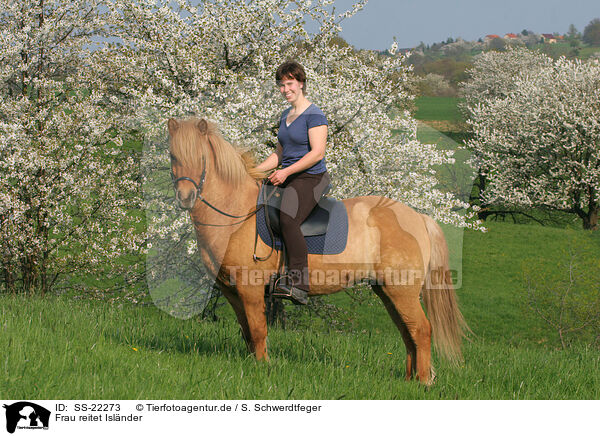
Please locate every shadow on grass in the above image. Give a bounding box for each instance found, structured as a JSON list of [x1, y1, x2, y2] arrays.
[[102, 323, 251, 359]]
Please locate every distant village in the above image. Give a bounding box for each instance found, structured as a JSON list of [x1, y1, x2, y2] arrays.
[[383, 25, 600, 97], [405, 30, 573, 55], [486, 32, 563, 44], [366, 28, 596, 56]]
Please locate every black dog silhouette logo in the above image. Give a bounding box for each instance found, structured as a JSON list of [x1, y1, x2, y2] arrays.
[[3, 402, 50, 434]]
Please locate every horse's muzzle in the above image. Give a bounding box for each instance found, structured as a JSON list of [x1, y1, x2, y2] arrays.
[[176, 189, 197, 210]]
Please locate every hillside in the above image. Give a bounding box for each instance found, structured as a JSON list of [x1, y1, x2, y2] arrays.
[[408, 36, 600, 97]]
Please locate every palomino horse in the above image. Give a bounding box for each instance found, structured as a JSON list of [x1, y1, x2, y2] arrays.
[[167, 117, 467, 384]]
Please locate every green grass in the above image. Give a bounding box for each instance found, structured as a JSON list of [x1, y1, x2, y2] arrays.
[[579, 46, 600, 59], [2, 222, 599, 399], [414, 96, 464, 123]]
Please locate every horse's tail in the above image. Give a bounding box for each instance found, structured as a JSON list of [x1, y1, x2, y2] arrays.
[[420, 214, 468, 364]]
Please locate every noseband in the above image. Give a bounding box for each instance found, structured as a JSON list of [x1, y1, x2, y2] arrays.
[[171, 155, 207, 199]]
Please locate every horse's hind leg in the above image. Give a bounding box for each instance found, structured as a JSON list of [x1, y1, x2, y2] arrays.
[[372, 284, 432, 384], [372, 285, 416, 379]]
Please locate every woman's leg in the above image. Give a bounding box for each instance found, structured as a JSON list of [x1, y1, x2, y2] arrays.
[[279, 172, 330, 291]]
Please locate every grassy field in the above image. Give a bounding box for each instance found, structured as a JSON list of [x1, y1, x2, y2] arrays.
[[414, 96, 464, 123], [2, 222, 599, 400]]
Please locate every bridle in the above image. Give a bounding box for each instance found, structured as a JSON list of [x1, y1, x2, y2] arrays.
[[171, 155, 264, 224]]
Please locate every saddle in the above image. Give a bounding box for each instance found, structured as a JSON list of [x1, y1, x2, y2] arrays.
[[256, 181, 348, 255]]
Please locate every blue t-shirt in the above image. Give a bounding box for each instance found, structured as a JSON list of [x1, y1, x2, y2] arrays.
[[277, 103, 328, 174]]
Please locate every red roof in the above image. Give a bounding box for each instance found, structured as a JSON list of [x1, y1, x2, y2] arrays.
[[505, 33, 518, 38], [485, 34, 500, 39], [541, 33, 555, 39]]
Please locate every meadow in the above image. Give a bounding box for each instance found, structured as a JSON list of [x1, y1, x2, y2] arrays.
[[414, 96, 464, 123], [2, 221, 599, 400], [1, 97, 599, 400]]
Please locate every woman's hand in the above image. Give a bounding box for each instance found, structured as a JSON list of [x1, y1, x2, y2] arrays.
[[268, 168, 290, 186]]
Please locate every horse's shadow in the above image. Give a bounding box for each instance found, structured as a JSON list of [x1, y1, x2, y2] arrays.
[[105, 325, 408, 381], [103, 325, 250, 359]]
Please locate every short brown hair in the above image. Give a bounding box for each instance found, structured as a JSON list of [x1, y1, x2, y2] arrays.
[[275, 61, 307, 94]]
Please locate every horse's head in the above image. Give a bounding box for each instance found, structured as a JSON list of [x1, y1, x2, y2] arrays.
[[168, 117, 264, 211], [168, 118, 210, 210]]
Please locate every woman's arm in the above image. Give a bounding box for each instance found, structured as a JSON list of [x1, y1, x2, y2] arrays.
[[255, 142, 283, 172], [268, 125, 327, 185]]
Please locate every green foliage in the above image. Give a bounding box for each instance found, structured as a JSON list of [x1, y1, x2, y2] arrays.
[[567, 24, 581, 40], [533, 42, 577, 58], [522, 233, 600, 349], [487, 38, 507, 52], [415, 58, 472, 88], [328, 35, 351, 49], [578, 46, 600, 59], [415, 74, 456, 97], [583, 18, 600, 46]]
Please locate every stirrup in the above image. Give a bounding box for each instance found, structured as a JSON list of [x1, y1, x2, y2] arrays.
[[272, 275, 309, 305]]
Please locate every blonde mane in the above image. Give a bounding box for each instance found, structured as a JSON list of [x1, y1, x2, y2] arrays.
[[169, 118, 264, 187]]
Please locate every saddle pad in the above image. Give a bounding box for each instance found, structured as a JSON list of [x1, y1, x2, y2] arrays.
[[256, 184, 349, 255]]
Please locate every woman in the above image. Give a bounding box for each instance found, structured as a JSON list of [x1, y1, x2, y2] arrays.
[[255, 61, 330, 305]]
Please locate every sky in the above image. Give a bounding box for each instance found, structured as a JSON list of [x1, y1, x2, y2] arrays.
[[327, 0, 600, 49]]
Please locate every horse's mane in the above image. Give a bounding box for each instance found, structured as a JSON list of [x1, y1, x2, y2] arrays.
[[169, 118, 265, 187]]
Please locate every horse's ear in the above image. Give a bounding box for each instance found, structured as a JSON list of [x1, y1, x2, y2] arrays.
[[167, 118, 179, 136], [196, 118, 208, 134]]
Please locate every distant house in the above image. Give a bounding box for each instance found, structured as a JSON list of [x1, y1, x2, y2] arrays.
[[485, 34, 501, 42], [541, 33, 557, 43], [504, 33, 518, 39]]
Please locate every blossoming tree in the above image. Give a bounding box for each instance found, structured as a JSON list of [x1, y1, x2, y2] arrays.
[[0, 0, 145, 294], [106, 0, 475, 220], [462, 48, 600, 229]]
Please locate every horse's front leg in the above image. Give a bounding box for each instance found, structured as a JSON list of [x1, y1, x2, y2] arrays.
[[237, 284, 269, 361], [220, 286, 253, 352]]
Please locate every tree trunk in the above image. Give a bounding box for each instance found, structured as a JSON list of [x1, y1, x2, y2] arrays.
[[582, 203, 598, 230], [265, 296, 286, 328], [474, 172, 490, 221], [1, 262, 16, 295]]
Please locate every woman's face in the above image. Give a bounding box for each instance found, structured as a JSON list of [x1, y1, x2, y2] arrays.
[[278, 76, 303, 103]]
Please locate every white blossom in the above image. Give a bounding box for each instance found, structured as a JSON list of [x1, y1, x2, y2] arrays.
[[462, 48, 600, 229]]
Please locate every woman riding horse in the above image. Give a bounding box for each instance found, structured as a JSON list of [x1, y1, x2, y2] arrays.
[[255, 61, 331, 305], [167, 65, 468, 383]]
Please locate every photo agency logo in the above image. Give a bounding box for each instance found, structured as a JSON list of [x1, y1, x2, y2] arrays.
[[3, 402, 50, 434]]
